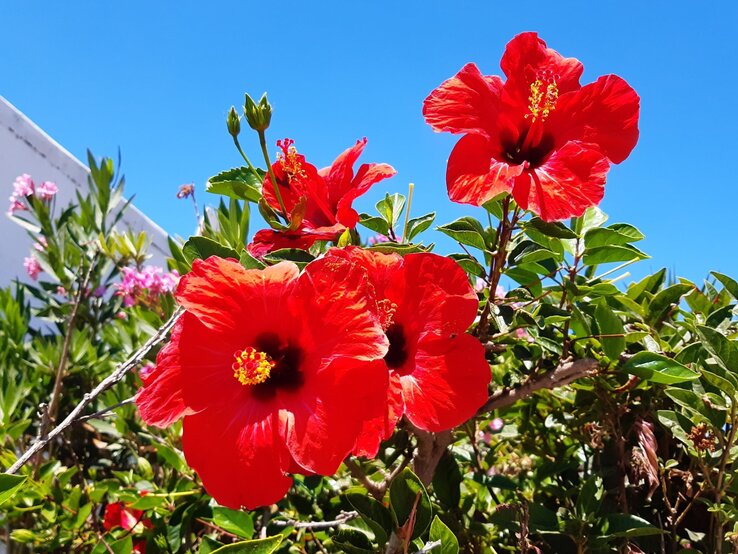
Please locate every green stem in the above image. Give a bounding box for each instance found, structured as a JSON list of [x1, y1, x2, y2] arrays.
[[257, 131, 288, 219], [232, 137, 262, 183]]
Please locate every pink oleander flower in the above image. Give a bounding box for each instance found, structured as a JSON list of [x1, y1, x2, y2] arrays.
[[7, 198, 27, 216], [37, 181, 58, 201], [514, 327, 534, 342], [24, 256, 42, 280], [115, 266, 180, 307], [56, 286, 67, 297], [12, 174, 34, 197], [367, 234, 390, 246], [34, 237, 48, 252], [490, 417, 504, 432]]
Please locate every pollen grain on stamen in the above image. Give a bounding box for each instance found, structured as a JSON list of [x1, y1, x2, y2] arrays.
[[232, 347, 275, 386], [527, 71, 559, 121], [377, 299, 398, 331], [276, 138, 308, 182]]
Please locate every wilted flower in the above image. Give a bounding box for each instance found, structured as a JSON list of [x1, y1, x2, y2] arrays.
[[176, 184, 195, 199]]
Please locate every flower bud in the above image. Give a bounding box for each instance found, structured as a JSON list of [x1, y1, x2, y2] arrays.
[[243, 93, 272, 132], [227, 106, 241, 138]]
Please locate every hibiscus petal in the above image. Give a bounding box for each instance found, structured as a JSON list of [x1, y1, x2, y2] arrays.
[[182, 408, 292, 510], [135, 318, 194, 427], [294, 256, 389, 363], [321, 138, 367, 193], [283, 358, 389, 473], [248, 228, 321, 258], [402, 334, 490, 432], [500, 32, 583, 97], [512, 141, 610, 222], [352, 371, 404, 458], [423, 62, 504, 135], [336, 162, 396, 228], [176, 257, 299, 334], [553, 74, 640, 164], [446, 134, 522, 206]]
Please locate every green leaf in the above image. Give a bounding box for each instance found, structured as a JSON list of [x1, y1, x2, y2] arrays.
[[712, 271, 738, 300], [262, 248, 315, 269], [182, 237, 239, 264], [0, 474, 26, 504], [330, 529, 374, 553], [525, 218, 578, 239], [594, 301, 625, 360], [209, 536, 282, 554], [206, 167, 263, 203], [583, 244, 649, 266], [623, 352, 699, 384], [367, 242, 433, 255], [437, 217, 488, 251], [345, 491, 394, 543], [240, 250, 266, 269], [657, 409, 695, 449], [429, 516, 459, 554], [584, 223, 645, 249], [576, 475, 604, 516], [573, 206, 608, 235], [405, 213, 436, 242], [696, 325, 738, 374], [359, 214, 390, 237], [389, 468, 432, 540], [212, 507, 254, 538], [646, 283, 694, 327], [432, 452, 462, 508], [604, 513, 662, 538], [376, 193, 406, 229]]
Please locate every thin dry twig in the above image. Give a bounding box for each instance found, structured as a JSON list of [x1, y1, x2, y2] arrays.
[[5, 307, 183, 475], [271, 510, 359, 530]]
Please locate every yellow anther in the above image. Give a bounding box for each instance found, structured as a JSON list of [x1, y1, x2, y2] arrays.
[[232, 347, 275, 386], [527, 75, 559, 121]]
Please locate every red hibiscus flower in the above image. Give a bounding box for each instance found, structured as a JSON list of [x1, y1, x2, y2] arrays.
[[327, 247, 490, 457], [135, 256, 389, 509], [103, 501, 147, 532], [423, 32, 640, 221], [249, 138, 396, 257]]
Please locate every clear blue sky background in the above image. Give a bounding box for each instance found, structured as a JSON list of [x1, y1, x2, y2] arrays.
[[2, 1, 736, 284]]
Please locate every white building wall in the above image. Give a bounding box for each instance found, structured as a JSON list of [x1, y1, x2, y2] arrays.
[[0, 96, 170, 285]]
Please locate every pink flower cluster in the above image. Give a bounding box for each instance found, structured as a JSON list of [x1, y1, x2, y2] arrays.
[[115, 266, 179, 307], [23, 256, 42, 281], [7, 174, 58, 215]]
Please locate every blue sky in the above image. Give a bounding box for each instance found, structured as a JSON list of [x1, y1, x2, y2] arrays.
[[2, 1, 736, 284]]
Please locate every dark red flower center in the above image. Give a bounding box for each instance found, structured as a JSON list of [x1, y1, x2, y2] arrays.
[[384, 323, 409, 372], [233, 333, 304, 399], [502, 124, 556, 168]]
